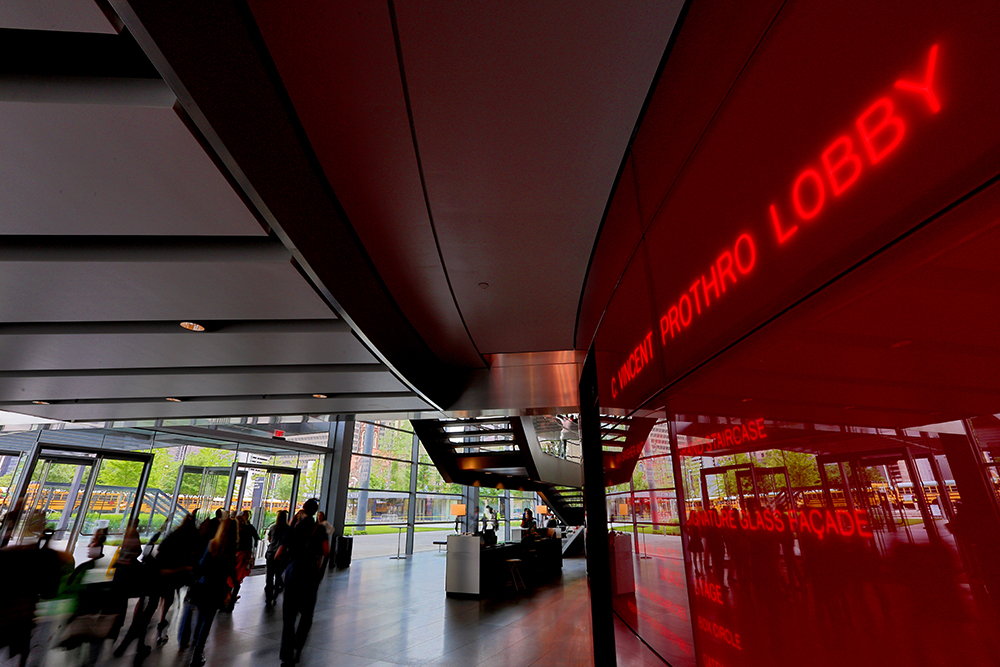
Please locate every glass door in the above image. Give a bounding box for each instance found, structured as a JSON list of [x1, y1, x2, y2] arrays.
[[7, 442, 153, 562], [228, 463, 299, 565], [166, 465, 233, 531]]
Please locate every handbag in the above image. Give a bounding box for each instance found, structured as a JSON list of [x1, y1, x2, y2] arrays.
[[57, 613, 118, 648]]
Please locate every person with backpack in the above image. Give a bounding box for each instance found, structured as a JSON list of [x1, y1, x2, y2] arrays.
[[275, 499, 328, 667]]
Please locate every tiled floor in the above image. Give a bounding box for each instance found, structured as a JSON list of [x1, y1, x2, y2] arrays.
[[29, 552, 670, 667]]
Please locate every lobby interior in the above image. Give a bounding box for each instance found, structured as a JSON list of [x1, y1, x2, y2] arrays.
[[6, 2, 1000, 667]]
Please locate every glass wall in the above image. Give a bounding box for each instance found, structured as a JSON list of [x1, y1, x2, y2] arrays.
[[0, 425, 328, 567], [348, 420, 466, 557]]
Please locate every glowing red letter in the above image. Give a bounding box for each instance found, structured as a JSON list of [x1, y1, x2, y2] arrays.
[[734, 234, 755, 274], [678, 294, 692, 327], [821, 136, 862, 195], [793, 169, 825, 220], [716, 251, 737, 293], [856, 98, 905, 164], [895, 44, 940, 113], [769, 205, 797, 244]]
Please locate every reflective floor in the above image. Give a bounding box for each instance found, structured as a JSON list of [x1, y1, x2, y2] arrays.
[[15, 552, 668, 667]]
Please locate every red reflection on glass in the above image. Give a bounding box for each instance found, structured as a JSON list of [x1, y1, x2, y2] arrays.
[[895, 44, 941, 112], [856, 97, 905, 164], [769, 45, 941, 246], [821, 135, 863, 195], [792, 169, 826, 219], [658, 233, 758, 346]]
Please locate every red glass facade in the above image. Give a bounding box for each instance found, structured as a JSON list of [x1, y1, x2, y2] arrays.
[[582, 1, 1000, 664]]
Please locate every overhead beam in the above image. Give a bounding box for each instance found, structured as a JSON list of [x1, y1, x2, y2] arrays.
[[0, 236, 289, 262], [455, 451, 526, 470], [0, 362, 383, 379], [0, 390, 417, 408], [0, 319, 346, 336], [0, 28, 173, 107]]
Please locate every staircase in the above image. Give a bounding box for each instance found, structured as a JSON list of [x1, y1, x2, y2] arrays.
[[412, 414, 656, 528]]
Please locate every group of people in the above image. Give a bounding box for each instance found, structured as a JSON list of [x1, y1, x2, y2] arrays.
[[53, 499, 330, 667]]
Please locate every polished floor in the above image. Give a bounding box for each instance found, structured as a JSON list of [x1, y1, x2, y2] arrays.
[[25, 552, 670, 667]]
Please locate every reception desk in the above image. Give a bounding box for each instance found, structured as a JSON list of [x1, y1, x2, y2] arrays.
[[445, 534, 562, 597]]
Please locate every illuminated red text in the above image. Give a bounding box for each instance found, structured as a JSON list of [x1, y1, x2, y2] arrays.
[[693, 579, 723, 605], [697, 616, 742, 651], [687, 507, 874, 540], [679, 419, 766, 456], [611, 331, 654, 399], [770, 44, 941, 245], [659, 233, 756, 346]]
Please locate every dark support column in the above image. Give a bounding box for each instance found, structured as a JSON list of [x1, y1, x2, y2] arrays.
[[902, 448, 939, 542], [406, 432, 419, 554], [926, 454, 955, 521], [462, 486, 479, 533], [323, 417, 356, 541], [580, 349, 616, 667], [356, 422, 375, 530], [941, 427, 1000, 610]]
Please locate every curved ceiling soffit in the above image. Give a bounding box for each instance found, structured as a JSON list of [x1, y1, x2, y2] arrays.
[[111, 0, 471, 409]]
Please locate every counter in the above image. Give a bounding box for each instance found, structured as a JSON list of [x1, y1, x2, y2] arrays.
[[445, 535, 563, 598]]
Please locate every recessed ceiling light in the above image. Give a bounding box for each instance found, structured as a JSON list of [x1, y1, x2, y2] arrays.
[[312, 394, 328, 399], [32, 400, 50, 405], [180, 322, 205, 332], [166, 397, 182, 402], [741, 398, 753, 402], [890, 340, 912, 348], [478, 282, 489, 289]]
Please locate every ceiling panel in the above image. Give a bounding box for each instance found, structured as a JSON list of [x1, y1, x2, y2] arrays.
[[0, 261, 330, 321], [0, 368, 406, 402], [0, 103, 264, 236], [16, 395, 433, 422], [0, 331, 377, 371], [0, 0, 116, 34], [395, 1, 681, 354]]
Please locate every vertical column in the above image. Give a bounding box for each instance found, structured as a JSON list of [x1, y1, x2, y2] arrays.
[[322, 417, 356, 541], [356, 422, 375, 530], [406, 431, 419, 554], [941, 427, 1000, 613], [504, 489, 511, 542], [902, 447, 939, 542], [580, 349, 616, 667], [463, 486, 480, 533]]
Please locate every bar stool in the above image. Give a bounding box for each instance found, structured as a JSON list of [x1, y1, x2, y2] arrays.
[[506, 558, 526, 591]]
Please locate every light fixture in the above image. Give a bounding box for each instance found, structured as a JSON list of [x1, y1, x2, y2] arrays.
[[890, 340, 912, 348], [32, 400, 50, 405], [741, 397, 754, 403], [166, 397, 182, 402], [312, 393, 328, 399], [478, 282, 489, 289], [180, 321, 205, 332]]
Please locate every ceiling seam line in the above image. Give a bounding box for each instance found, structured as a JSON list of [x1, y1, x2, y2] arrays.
[[386, 0, 488, 368]]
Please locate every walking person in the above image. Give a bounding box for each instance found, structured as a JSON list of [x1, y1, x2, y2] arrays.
[[276, 499, 328, 667], [264, 510, 289, 605], [315, 511, 334, 577], [188, 518, 238, 667], [228, 511, 260, 610]]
